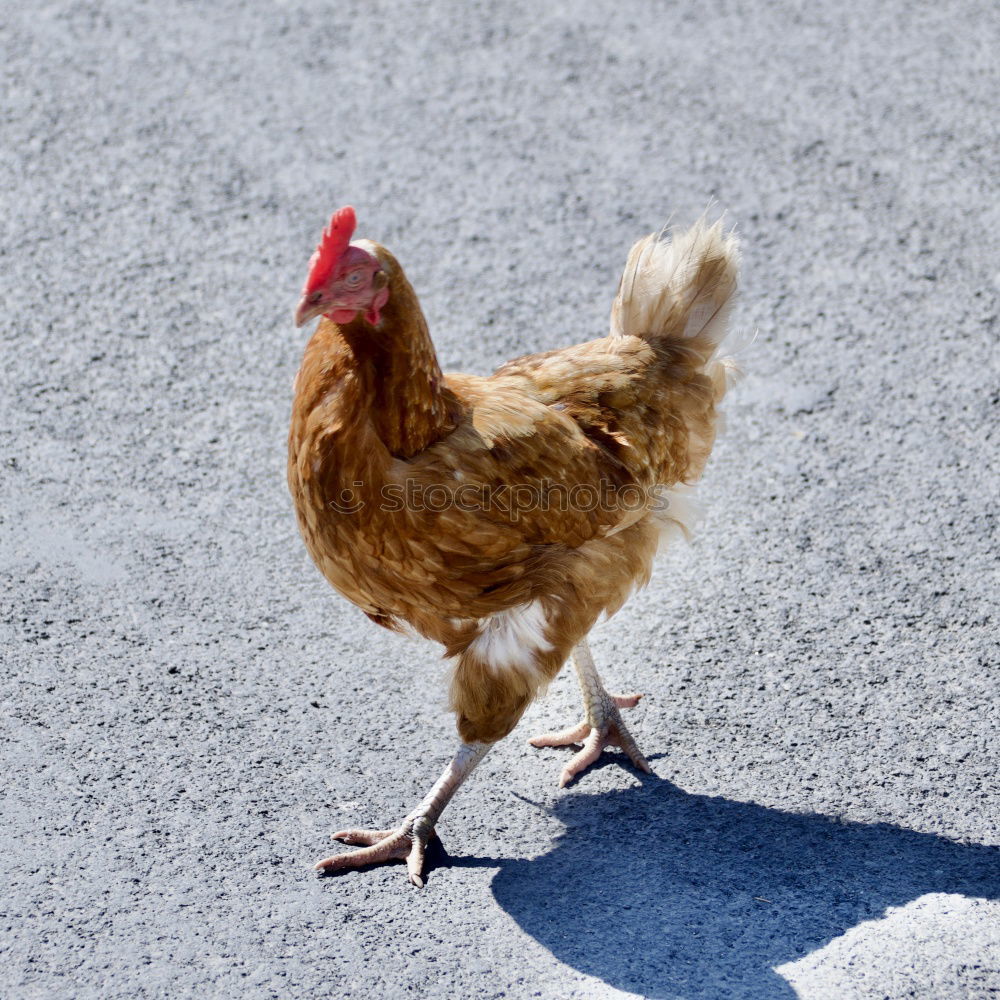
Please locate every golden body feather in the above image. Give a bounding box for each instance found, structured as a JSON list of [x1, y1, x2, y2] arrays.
[[288, 221, 740, 742]]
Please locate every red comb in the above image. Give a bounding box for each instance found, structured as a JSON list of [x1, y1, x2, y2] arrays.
[[303, 206, 357, 295]]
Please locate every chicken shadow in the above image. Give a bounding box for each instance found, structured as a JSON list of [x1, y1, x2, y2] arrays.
[[447, 773, 1000, 999]]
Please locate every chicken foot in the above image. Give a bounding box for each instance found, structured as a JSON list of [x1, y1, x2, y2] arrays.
[[315, 741, 489, 887], [529, 637, 652, 787]]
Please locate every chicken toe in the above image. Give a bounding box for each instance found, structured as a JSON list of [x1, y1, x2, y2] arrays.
[[316, 818, 436, 886], [529, 639, 652, 786], [314, 742, 488, 886], [530, 691, 651, 787]]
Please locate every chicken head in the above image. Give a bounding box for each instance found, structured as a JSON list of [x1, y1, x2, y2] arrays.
[[294, 205, 389, 328]]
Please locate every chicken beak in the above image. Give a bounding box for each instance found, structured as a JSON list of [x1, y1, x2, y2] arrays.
[[294, 297, 325, 328]]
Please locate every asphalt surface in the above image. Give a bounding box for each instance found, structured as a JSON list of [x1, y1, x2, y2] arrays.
[[2, 1, 998, 997]]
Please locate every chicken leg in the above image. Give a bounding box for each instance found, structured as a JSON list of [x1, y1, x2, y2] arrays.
[[315, 741, 489, 887], [529, 637, 652, 786]]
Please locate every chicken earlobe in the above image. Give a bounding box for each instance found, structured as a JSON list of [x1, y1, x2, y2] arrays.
[[315, 742, 489, 887]]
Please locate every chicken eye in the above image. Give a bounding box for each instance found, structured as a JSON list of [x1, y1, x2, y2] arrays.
[[345, 271, 364, 288]]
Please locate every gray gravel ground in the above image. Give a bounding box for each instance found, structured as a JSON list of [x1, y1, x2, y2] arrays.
[[2, 1, 998, 997]]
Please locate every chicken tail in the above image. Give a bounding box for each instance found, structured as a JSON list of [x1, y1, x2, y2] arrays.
[[610, 216, 742, 394]]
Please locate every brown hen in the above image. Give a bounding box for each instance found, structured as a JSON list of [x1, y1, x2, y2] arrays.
[[288, 207, 741, 885]]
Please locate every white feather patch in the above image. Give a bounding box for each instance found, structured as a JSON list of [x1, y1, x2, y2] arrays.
[[652, 483, 704, 542], [469, 600, 553, 679]]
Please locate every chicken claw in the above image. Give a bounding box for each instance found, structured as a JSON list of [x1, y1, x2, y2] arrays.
[[314, 742, 488, 887], [316, 816, 437, 887], [530, 690, 651, 787], [529, 639, 652, 786]]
